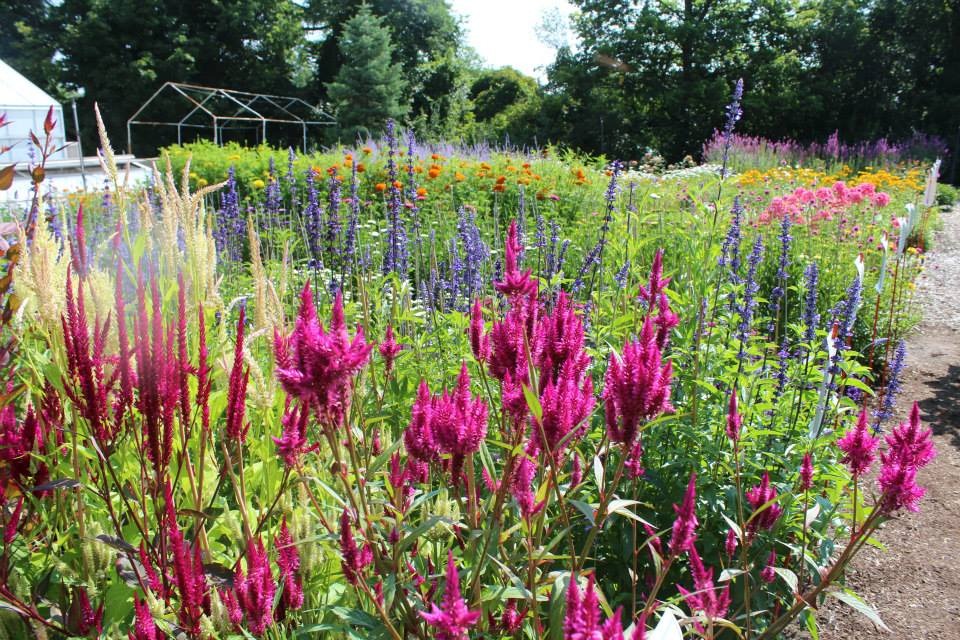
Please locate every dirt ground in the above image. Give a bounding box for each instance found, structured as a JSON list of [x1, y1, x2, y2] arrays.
[[815, 206, 960, 639]]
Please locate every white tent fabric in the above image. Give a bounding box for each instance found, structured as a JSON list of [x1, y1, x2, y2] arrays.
[[0, 58, 68, 164]]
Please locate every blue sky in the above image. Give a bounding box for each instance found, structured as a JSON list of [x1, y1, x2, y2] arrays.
[[449, 0, 574, 80]]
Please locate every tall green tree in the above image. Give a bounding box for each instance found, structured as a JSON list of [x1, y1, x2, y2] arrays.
[[3, 0, 307, 153], [306, 0, 465, 136], [325, 6, 408, 142]]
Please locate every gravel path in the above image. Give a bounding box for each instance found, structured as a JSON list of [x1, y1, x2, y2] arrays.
[[817, 205, 960, 638]]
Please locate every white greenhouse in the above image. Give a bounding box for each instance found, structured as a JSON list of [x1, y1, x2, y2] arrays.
[[0, 58, 68, 164]]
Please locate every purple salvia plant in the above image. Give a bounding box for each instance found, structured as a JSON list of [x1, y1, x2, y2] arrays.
[[303, 169, 323, 270], [874, 339, 906, 429], [801, 262, 820, 346], [768, 215, 792, 335], [720, 78, 744, 179], [382, 119, 408, 275], [736, 235, 764, 358]]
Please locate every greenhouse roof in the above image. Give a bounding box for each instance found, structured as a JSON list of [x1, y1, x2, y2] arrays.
[[0, 59, 60, 109]]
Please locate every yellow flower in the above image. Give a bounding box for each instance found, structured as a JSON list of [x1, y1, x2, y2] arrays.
[[252, 179, 266, 189]]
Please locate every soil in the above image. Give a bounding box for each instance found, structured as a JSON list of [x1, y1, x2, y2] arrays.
[[815, 205, 960, 639]]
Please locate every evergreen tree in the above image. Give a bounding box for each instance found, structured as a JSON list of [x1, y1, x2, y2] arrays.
[[325, 6, 409, 141]]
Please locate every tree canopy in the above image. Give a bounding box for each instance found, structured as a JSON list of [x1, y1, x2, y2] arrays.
[[2, 0, 956, 175]]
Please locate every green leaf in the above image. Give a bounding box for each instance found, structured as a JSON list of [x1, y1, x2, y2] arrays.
[[773, 566, 798, 593], [523, 383, 542, 422], [826, 588, 890, 632]]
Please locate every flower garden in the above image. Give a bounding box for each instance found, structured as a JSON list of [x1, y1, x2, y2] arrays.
[[0, 100, 946, 640]]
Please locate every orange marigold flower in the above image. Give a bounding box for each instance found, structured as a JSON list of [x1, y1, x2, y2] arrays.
[[392, 180, 403, 189], [375, 183, 387, 192], [455, 172, 466, 182], [362, 146, 373, 154], [493, 183, 506, 192], [356, 163, 366, 172], [428, 168, 441, 179], [496, 176, 507, 185], [416, 187, 427, 198]]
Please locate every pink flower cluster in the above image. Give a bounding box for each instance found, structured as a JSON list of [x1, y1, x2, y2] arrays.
[[564, 574, 641, 640], [274, 285, 372, 426], [420, 552, 481, 640], [759, 181, 891, 225], [878, 402, 935, 512], [403, 363, 488, 483]]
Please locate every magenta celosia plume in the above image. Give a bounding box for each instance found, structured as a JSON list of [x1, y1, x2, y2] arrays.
[[274, 284, 372, 426], [564, 574, 638, 640], [403, 364, 488, 483], [746, 472, 783, 535], [469, 298, 490, 363], [339, 508, 373, 586], [878, 402, 935, 513], [669, 473, 698, 556], [494, 220, 537, 300], [837, 409, 878, 477], [799, 452, 814, 491], [233, 538, 276, 635], [678, 546, 731, 625], [603, 318, 673, 445], [378, 324, 403, 376], [725, 390, 742, 443], [225, 305, 250, 442], [420, 551, 481, 640]]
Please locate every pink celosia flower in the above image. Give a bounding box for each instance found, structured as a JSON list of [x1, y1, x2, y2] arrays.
[[494, 220, 537, 300], [668, 474, 698, 556], [274, 285, 372, 426], [276, 518, 304, 612], [532, 291, 589, 386], [837, 409, 879, 477], [71, 587, 103, 637], [603, 319, 673, 445], [878, 403, 935, 513], [234, 538, 276, 635], [884, 402, 935, 469], [469, 299, 490, 363], [564, 574, 626, 640], [378, 325, 403, 376], [624, 439, 644, 479], [746, 472, 783, 535], [220, 587, 243, 627], [421, 552, 481, 640], [653, 293, 679, 351], [569, 453, 583, 488], [130, 593, 160, 640], [534, 360, 594, 461], [403, 365, 488, 483], [511, 439, 546, 518], [637, 249, 670, 305], [164, 483, 209, 634], [62, 269, 116, 445], [724, 529, 738, 558], [273, 399, 316, 468], [405, 380, 438, 463], [225, 306, 250, 442], [760, 550, 776, 583], [725, 390, 742, 444], [339, 508, 372, 585], [678, 546, 731, 625], [799, 452, 814, 491], [500, 600, 523, 633]]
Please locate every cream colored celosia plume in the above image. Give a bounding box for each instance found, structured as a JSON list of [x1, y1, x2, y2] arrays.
[[149, 153, 226, 310], [247, 215, 285, 332]]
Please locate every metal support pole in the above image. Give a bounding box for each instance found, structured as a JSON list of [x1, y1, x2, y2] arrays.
[[262, 120, 267, 146], [302, 123, 307, 153], [72, 100, 87, 191]]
